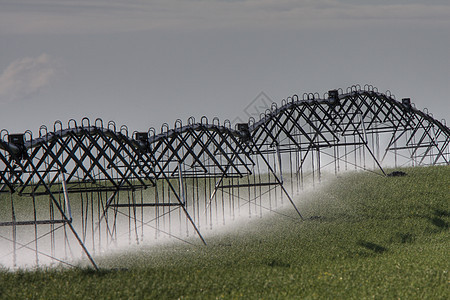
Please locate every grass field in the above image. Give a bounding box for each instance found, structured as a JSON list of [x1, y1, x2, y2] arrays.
[[0, 166, 448, 299]]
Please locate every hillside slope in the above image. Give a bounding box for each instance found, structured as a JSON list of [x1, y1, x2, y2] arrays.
[[0, 166, 449, 299]]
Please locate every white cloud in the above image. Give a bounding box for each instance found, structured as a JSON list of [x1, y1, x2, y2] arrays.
[[0, 54, 61, 103]]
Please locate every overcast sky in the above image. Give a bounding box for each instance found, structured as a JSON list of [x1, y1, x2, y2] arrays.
[[1, 0, 449, 135]]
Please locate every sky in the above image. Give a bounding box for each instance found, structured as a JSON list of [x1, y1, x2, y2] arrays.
[[0, 0, 449, 135]]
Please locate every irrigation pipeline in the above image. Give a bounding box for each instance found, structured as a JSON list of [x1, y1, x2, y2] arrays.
[[0, 85, 449, 269]]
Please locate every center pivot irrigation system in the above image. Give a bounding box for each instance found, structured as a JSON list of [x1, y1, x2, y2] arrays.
[[1, 85, 449, 269]]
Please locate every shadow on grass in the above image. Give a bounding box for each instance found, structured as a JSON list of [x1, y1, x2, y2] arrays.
[[358, 241, 387, 254], [429, 217, 449, 230], [390, 232, 415, 244], [415, 205, 449, 232], [431, 208, 449, 230], [433, 208, 450, 218], [265, 259, 290, 268], [79, 267, 128, 276]]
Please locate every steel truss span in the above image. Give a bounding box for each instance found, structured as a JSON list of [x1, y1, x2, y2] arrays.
[[0, 85, 449, 269]]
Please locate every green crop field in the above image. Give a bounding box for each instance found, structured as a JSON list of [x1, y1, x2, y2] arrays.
[[0, 166, 448, 299]]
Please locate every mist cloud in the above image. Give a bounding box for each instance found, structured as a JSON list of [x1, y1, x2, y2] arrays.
[[0, 54, 60, 104]]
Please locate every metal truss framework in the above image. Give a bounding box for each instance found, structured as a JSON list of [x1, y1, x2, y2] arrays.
[[0, 85, 448, 269]]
